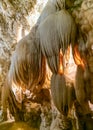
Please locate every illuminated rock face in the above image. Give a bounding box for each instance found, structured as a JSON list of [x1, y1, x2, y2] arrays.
[[0, 0, 47, 102], [0, 0, 48, 126], [1, 0, 93, 130]]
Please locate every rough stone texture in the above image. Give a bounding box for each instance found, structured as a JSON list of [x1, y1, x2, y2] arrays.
[[23, 101, 41, 128], [40, 102, 52, 130], [0, 0, 35, 98]]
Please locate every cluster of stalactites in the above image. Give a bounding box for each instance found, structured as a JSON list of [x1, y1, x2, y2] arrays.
[[37, 7, 76, 74], [36, 0, 77, 116], [4, 0, 77, 117]]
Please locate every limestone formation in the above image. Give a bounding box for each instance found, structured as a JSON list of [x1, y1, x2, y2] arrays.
[[0, 0, 93, 130]]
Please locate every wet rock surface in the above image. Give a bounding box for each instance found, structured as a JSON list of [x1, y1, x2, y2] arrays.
[[0, 121, 39, 130]]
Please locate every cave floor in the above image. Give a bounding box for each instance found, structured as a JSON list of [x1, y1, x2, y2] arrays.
[[0, 120, 39, 130]]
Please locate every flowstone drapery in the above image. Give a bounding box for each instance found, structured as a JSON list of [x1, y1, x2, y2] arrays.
[[0, 0, 93, 130]]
